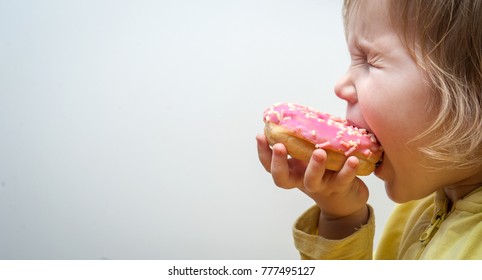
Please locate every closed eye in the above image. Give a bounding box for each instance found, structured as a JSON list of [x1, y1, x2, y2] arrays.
[[350, 54, 378, 70], [366, 54, 383, 68]]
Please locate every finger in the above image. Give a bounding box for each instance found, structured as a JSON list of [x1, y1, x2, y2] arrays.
[[256, 134, 272, 173], [270, 143, 296, 188], [334, 156, 359, 187], [303, 149, 327, 192]]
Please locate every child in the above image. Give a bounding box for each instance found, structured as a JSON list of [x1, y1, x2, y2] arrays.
[[256, 0, 482, 259]]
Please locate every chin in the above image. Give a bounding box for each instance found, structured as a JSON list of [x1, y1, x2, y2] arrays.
[[383, 182, 411, 203], [385, 181, 431, 203]]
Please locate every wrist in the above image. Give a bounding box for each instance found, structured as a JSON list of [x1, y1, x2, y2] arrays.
[[317, 205, 369, 239]]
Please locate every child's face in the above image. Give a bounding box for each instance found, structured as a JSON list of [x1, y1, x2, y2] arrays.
[[335, 0, 479, 202]]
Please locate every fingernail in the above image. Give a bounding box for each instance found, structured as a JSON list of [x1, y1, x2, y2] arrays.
[[312, 149, 326, 163], [312, 153, 323, 163], [273, 143, 286, 155], [348, 157, 359, 168]]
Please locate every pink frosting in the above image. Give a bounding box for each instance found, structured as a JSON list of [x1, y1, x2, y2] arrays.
[[263, 103, 383, 160]]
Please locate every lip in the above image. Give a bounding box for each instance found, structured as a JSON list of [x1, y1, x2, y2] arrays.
[[346, 119, 372, 133], [346, 119, 360, 128], [346, 118, 384, 173], [374, 152, 385, 176]]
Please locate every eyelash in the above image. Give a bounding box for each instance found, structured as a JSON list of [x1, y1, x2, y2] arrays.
[[361, 54, 380, 68], [366, 57, 376, 67], [351, 54, 374, 68]]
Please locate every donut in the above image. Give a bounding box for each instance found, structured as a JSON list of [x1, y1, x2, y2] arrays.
[[263, 102, 383, 176]]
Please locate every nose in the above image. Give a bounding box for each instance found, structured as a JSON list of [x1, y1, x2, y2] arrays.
[[334, 72, 358, 104]]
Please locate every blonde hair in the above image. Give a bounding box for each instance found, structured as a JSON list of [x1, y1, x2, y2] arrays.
[[343, 0, 482, 169]]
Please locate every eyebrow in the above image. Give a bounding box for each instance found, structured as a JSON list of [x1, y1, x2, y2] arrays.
[[354, 38, 370, 53], [352, 35, 391, 55]]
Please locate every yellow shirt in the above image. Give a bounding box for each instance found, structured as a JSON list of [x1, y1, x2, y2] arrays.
[[293, 186, 482, 259]]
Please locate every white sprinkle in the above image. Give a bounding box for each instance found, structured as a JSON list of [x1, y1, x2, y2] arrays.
[[363, 149, 373, 159], [340, 141, 350, 148], [315, 141, 331, 148], [345, 146, 357, 156], [274, 111, 281, 121]]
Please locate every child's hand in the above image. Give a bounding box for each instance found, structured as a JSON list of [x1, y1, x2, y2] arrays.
[[256, 134, 369, 238]]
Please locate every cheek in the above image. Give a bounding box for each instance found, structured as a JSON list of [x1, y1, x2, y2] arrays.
[[360, 79, 433, 144]]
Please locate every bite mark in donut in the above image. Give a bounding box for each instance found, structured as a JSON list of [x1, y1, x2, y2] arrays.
[[263, 102, 383, 176]]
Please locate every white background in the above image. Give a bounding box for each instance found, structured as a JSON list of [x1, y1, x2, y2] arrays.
[[0, 0, 394, 259]]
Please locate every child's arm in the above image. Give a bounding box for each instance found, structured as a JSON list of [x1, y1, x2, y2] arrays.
[[293, 205, 374, 259], [256, 134, 369, 239]]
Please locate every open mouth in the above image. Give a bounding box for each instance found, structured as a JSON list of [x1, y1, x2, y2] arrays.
[[375, 149, 385, 170], [375, 152, 384, 168], [345, 119, 383, 170], [366, 130, 383, 170]]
